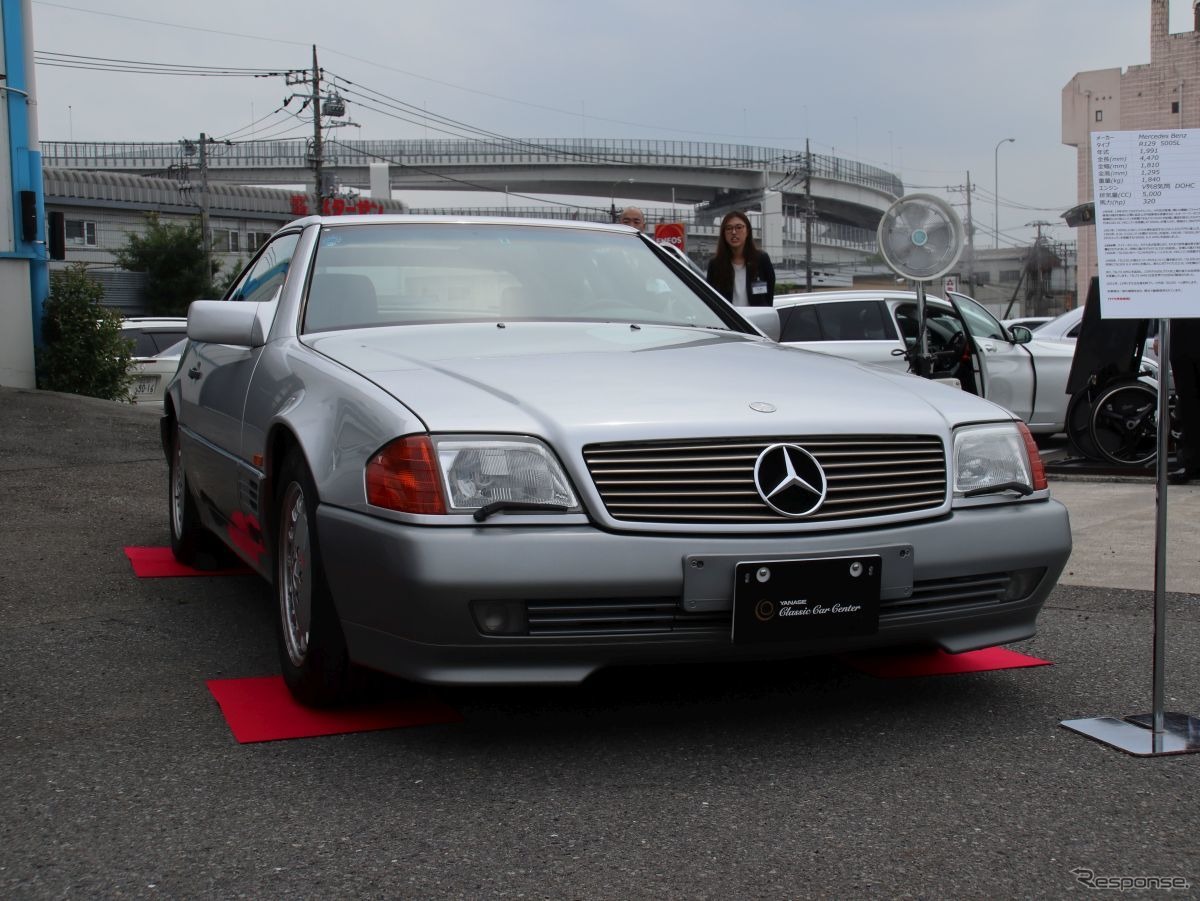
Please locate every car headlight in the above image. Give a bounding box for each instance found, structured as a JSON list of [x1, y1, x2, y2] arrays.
[[953, 422, 1046, 497], [367, 435, 579, 515]]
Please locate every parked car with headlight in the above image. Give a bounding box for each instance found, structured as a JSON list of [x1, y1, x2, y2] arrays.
[[773, 290, 1077, 435], [164, 217, 1071, 706]]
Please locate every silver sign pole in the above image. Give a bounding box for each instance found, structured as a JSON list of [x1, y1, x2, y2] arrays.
[[1063, 317, 1200, 754]]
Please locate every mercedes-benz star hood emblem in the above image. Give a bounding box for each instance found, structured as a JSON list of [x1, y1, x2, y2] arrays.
[[753, 443, 827, 517]]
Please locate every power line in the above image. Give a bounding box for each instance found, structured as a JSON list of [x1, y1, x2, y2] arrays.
[[326, 72, 684, 168], [328, 68, 818, 175], [33, 51, 295, 79], [213, 106, 293, 141]]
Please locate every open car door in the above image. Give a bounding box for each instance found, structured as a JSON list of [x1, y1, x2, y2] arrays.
[[946, 292, 1036, 424]]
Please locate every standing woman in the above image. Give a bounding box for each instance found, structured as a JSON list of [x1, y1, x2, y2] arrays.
[[706, 211, 776, 306]]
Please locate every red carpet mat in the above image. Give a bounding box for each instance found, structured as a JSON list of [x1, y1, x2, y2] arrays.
[[124, 546, 252, 578], [838, 647, 1051, 678], [207, 675, 463, 743]]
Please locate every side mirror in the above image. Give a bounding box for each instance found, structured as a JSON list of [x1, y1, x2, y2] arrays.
[[740, 306, 781, 342], [187, 300, 268, 347], [1008, 325, 1033, 345]]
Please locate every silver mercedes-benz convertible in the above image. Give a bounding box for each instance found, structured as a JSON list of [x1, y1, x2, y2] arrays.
[[164, 216, 1071, 706]]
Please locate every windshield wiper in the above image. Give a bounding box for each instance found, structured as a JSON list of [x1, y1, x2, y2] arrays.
[[473, 501, 571, 522], [963, 481, 1035, 498]]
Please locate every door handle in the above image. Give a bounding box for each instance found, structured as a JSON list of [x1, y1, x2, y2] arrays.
[[983, 343, 997, 353], [187, 366, 202, 380]]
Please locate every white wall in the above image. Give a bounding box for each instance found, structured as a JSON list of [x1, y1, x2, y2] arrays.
[[0, 260, 35, 387]]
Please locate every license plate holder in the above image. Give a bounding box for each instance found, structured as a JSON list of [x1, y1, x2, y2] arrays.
[[732, 556, 881, 644]]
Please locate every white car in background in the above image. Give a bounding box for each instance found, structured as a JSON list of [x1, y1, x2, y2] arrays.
[[1027, 307, 1083, 345], [121, 317, 188, 405], [1027, 305, 1159, 365], [1001, 316, 1052, 332], [773, 290, 1077, 435]]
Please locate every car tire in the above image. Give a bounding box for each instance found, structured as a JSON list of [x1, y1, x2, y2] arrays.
[[274, 449, 357, 707], [1089, 381, 1159, 467], [168, 423, 206, 566]]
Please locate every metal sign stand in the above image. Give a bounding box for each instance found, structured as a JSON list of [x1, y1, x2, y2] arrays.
[[1061, 319, 1200, 756]]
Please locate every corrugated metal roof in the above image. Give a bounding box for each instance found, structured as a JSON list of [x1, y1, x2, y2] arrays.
[[43, 167, 408, 217]]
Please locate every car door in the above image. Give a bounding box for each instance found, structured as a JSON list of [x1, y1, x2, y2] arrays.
[[179, 232, 301, 526], [947, 293, 1035, 424], [778, 299, 905, 371]]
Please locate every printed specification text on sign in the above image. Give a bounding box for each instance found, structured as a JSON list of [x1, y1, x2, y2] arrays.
[[1092, 129, 1200, 319]]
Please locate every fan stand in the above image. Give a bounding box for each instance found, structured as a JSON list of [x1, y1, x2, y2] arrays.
[[876, 194, 965, 382], [911, 281, 932, 378]]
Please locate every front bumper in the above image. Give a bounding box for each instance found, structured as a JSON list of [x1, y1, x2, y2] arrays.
[[317, 500, 1071, 685]]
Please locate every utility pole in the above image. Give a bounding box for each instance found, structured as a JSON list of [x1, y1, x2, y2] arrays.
[[285, 47, 354, 214], [1027, 220, 1054, 314], [181, 132, 230, 283], [963, 171, 976, 296], [199, 132, 211, 279], [804, 139, 814, 291], [945, 177, 977, 295], [1028, 220, 1053, 242], [311, 44, 324, 208]]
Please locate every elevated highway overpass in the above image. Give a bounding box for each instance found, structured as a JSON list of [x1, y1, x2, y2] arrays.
[[40, 138, 903, 270]]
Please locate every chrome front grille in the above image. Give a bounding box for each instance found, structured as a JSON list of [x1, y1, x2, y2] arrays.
[[583, 436, 946, 524]]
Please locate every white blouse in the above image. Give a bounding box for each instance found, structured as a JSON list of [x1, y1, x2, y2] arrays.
[[731, 263, 748, 306]]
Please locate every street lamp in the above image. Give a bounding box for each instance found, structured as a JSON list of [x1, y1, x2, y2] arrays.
[[994, 137, 1015, 249], [610, 177, 634, 222]]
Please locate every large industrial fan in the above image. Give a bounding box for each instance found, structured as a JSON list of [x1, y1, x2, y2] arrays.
[[876, 193, 966, 378]]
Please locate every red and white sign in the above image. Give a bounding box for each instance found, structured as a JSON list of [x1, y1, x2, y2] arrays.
[[654, 222, 686, 252], [942, 276, 958, 294]]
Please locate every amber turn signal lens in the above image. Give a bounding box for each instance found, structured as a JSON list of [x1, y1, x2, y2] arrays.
[[1017, 422, 1047, 492], [366, 436, 447, 514]]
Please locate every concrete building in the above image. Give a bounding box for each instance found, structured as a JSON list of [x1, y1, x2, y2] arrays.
[[1063, 0, 1200, 300]]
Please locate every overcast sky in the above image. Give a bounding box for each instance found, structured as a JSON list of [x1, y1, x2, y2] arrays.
[[27, 0, 1193, 247]]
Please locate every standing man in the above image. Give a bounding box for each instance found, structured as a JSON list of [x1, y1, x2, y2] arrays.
[[1168, 318, 1200, 484], [618, 207, 646, 232]]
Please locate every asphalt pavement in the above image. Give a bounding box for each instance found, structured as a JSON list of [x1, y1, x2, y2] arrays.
[[1, 386, 1198, 899]]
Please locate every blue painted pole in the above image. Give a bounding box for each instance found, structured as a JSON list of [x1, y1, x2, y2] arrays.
[[3, 0, 48, 346]]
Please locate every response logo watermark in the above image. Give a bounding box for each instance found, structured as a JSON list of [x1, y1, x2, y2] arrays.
[[1071, 867, 1191, 892]]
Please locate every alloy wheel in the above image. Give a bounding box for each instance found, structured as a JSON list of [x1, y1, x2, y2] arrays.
[[279, 481, 313, 667]]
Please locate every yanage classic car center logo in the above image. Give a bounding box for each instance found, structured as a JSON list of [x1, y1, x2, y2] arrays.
[[753, 444, 827, 517]]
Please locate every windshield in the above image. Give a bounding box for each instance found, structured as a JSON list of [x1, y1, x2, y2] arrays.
[[302, 223, 734, 333]]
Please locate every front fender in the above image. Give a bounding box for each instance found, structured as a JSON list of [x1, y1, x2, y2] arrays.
[[243, 339, 428, 514]]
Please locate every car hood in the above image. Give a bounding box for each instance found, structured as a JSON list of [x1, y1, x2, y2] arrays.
[[305, 322, 1011, 442]]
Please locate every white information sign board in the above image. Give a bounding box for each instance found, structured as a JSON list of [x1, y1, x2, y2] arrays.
[[1092, 129, 1200, 319]]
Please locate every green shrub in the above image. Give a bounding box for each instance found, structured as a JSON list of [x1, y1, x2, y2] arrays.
[[38, 266, 135, 402], [113, 213, 216, 316]]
